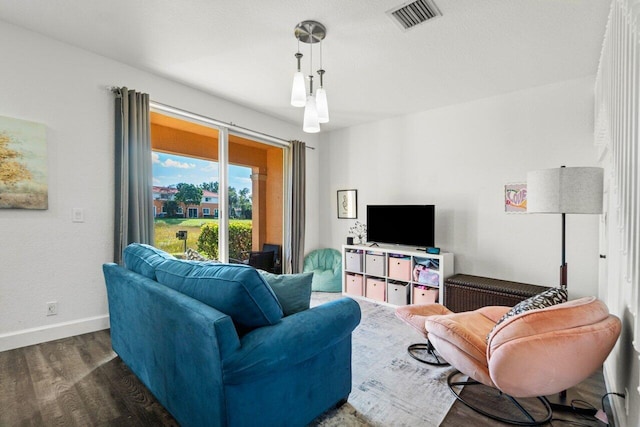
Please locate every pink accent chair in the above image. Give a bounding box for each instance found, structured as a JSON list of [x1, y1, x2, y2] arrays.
[[425, 296, 621, 425], [395, 304, 452, 365]]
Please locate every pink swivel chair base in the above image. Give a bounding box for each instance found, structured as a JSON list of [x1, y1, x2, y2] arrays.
[[406, 341, 447, 366], [447, 371, 552, 426], [395, 304, 451, 366]]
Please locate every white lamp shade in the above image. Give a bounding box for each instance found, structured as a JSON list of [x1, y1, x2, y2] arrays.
[[290, 72, 306, 107], [303, 95, 320, 133], [316, 87, 329, 123], [527, 167, 604, 214]]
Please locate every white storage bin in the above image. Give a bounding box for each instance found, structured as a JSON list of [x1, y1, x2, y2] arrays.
[[365, 253, 386, 276], [387, 281, 409, 305], [345, 251, 363, 272]]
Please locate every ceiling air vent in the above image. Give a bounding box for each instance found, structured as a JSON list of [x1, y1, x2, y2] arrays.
[[387, 0, 442, 31]]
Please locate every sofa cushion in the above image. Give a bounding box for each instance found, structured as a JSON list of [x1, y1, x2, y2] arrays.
[[123, 243, 174, 280], [258, 271, 313, 316], [155, 259, 283, 329]]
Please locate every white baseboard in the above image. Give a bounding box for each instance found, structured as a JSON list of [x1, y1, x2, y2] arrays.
[[0, 315, 110, 352], [603, 360, 625, 426]]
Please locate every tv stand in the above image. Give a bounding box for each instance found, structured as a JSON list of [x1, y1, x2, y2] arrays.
[[342, 244, 454, 307]]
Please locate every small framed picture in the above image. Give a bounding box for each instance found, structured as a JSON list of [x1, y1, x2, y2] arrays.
[[337, 189, 357, 219], [505, 183, 527, 213]]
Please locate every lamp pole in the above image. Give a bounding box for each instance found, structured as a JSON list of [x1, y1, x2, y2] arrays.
[[559, 165, 568, 290], [560, 212, 567, 289]]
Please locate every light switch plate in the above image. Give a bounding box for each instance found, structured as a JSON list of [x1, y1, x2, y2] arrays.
[[72, 208, 84, 223]]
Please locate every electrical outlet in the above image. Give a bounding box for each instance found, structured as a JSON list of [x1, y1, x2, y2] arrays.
[[46, 301, 58, 316], [624, 388, 629, 416]]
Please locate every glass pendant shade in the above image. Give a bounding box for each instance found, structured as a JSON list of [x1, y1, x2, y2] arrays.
[[303, 95, 320, 133], [290, 72, 306, 107], [316, 87, 329, 123]]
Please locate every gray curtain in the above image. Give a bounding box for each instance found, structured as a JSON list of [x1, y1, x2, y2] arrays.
[[290, 140, 306, 273], [113, 87, 154, 264]]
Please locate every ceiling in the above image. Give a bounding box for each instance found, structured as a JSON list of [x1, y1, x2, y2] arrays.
[[0, 0, 611, 132]]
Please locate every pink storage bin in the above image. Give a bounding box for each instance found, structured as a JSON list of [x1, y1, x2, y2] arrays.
[[366, 278, 386, 302], [388, 257, 412, 281], [345, 274, 363, 296], [412, 286, 439, 305]]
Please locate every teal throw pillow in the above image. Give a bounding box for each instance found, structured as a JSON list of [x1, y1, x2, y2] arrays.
[[259, 271, 313, 316]]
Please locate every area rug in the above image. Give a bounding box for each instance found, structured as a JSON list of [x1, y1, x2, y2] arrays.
[[309, 293, 456, 426]]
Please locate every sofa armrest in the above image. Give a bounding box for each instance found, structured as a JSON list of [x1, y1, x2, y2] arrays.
[[222, 297, 361, 384], [103, 263, 241, 426]]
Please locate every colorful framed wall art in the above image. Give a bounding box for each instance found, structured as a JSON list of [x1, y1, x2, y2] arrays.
[[504, 183, 527, 213]]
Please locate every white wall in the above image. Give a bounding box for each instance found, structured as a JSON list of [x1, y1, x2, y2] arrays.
[[0, 20, 320, 351], [320, 76, 601, 299]]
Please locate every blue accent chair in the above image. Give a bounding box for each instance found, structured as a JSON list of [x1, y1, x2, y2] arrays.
[[103, 243, 361, 427]]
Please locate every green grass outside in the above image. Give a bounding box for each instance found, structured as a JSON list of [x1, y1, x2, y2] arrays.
[[154, 218, 252, 257]]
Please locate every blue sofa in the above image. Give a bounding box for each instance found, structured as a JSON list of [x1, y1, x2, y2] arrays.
[[103, 244, 361, 427]]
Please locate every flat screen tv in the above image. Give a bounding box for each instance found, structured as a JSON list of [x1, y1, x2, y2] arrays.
[[366, 205, 435, 248]]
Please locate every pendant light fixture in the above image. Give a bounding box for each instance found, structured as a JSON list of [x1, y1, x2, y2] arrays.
[[291, 20, 329, 133], [316, 41, 329, 123], [290, 50, 306, 107]]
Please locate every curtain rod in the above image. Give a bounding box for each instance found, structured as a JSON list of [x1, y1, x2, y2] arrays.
[[107, 87, 314, 149], [151, 102, 315, 151], [150, 101, 294, 147]]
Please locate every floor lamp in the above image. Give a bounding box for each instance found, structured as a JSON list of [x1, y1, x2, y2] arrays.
[[526, 165, 604, 414], [526, 166, 604, 290]]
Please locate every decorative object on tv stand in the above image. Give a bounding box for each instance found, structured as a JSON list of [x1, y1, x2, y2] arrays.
[[526, 166, 603, 290], [349, 220, 367, 244], [337, 189, 357, 219], [290, 20, 329, 133]]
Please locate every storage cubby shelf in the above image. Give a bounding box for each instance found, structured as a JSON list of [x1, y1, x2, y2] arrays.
[[342, 244, 454, 307]]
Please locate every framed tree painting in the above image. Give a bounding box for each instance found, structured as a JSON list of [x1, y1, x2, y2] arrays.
[[0, 115, 48, 209], [337, 189, 357, 219]]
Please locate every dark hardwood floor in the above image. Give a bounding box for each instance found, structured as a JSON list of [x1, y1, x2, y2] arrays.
[[0, 330, 616, 426]]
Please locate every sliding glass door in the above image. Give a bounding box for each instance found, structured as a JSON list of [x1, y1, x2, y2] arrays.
[[150, 110, 284, 263]]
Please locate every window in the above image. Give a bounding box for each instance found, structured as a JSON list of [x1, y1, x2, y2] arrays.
[[151, 111, 285, 262]]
